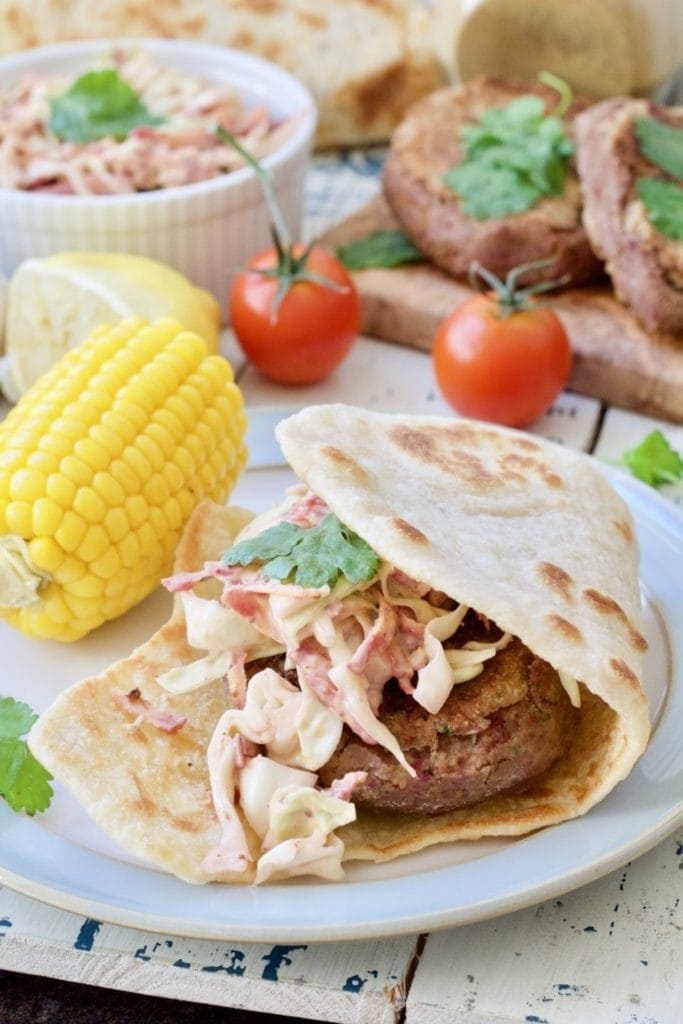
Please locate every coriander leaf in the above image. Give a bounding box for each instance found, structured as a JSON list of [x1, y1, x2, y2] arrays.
[[635, 117, 683, 179], [623, 430, 683, 488], [443, 91, 574, 220], [0, 696, 36, 738], [49, 69, 164, 143], [0, 697, 53, 815], [636, 177, 683, 242], [337, 230, 424, 270], [223, 513, 380, 588], [444, 161, 539, 219]]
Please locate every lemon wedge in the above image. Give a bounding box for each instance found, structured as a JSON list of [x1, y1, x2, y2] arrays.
[[0, 253, 221, 400]]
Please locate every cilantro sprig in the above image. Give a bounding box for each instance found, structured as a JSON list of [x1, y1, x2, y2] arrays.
[[443, 73, 575, 220], [0, 697, 53, 815], [635, 117, 683, 179], [337, 229, 424, 270], [49, 69, 164, 143], [223, 514, 380, 588], [621, 431, 683, 490], [635, 178, 683, 242]]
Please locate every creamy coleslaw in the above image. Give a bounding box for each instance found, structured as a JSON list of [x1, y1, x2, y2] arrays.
[[0, 48, 293, 195], [158, 486, 521, 884]]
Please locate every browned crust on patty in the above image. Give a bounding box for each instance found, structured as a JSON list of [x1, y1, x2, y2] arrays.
[[575, 97, 683, 334], [317, 637, 577, 815], [382, 76, 603, 286]]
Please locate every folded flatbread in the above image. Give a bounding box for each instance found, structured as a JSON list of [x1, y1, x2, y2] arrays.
[[0, 1, 443, 148], [29, 406, 650, 883]]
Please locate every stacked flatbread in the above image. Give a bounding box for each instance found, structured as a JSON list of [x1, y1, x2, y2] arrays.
[[29, 406, 651, 884], [0, 0, 444, 148]]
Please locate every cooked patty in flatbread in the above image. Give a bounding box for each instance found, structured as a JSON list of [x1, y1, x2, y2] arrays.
[[320, 638, 574, 814], [248, 612, 576, 816]]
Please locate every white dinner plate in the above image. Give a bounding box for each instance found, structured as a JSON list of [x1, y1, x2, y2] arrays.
[[0, 463, 681, 942]]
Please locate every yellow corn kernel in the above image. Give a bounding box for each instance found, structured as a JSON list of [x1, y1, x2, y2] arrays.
[[73, 486, 107, 524], [77, 524, 110, 562], [123, 444, 152, 481], [5, 500, 33, 536], [162, 497, 183, 531], [32, 497, 63, 536], [109, 459, 140, 496], [52, 555, 86, 585], [66, 573, 107, 598], [28, 537, 64, 574], [62, 591, 104, 620], [118, 532, 140, 568], [46, 473, 77, 509], [27, 450, 59, 476], [165, 395, 196, 432], [176, 488, 197, 519], [125, 495, 148, 528], [40, 590, 72, 626], [60, 455, 93, 487], [0, 317, 246, 641], [92, 472, 125, 508], [143, 474, 170, 507], [136, 434, 164, 473], [54, 510, 88, 552], [136, 522, 157, 554], [174, 446, 196, 481], [152, 407, 185, 444], [104, 569, 131, 597], [73, 437, 111, 472], [9, 468, 45, 503], [103, 507, 129, 543]]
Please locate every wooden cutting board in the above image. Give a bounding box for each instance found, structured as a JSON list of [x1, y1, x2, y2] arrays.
[[320, 196, 683, 424]]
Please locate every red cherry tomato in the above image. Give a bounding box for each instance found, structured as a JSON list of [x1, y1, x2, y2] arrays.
[[433, 292, 573, 427], [230, 245, 361, 385]]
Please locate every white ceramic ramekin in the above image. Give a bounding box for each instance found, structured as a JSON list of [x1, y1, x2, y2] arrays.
[[0, 38, 317, 315]]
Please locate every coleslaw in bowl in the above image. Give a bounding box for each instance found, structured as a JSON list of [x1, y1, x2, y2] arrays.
[[0, 38, 316, 309]]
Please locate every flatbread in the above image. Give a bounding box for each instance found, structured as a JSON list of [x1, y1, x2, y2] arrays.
[[0, 0, 444, 148], [29, 501, 259, 884], [30, 406, 650, 881], [276, 406, 651, 859]]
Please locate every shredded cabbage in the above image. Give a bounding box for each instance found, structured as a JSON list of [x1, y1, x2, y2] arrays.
[[239, 755, 316, 839], [216, 667, 342, 772], [559, 671, 582, 708], [156, 592, 284, 696], [167, 487, 544, 883], [255, 784, 357, 884]]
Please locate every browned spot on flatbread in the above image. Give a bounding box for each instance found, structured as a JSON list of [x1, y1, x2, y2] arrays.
[[389, 425, 500, 490], [321, 445, 370, 484], [232, 0, 280, 11], [513, 437, 541, 451], [583, 588, 647, 652], [546, 613, 583, 642], [391, 517, 428, 544], [609, 657, 641, 690], [537, 561, 574, 600], [296, 9, 325, 28], [170, 815, 202, 834], [614, 518, 634, 543], [230, 29, 256, 49], [500, 453, 563, 488], [128, 772, 159, 817]]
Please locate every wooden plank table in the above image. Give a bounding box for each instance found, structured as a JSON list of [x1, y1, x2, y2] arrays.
[[1, 155, 682, 1024]]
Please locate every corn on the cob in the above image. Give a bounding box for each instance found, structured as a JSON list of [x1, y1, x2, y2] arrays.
[[0, 317, 247, 642]]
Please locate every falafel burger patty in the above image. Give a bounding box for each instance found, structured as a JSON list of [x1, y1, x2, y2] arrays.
[[318, 640, 575, 815], [383, 76, 603, 286]]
